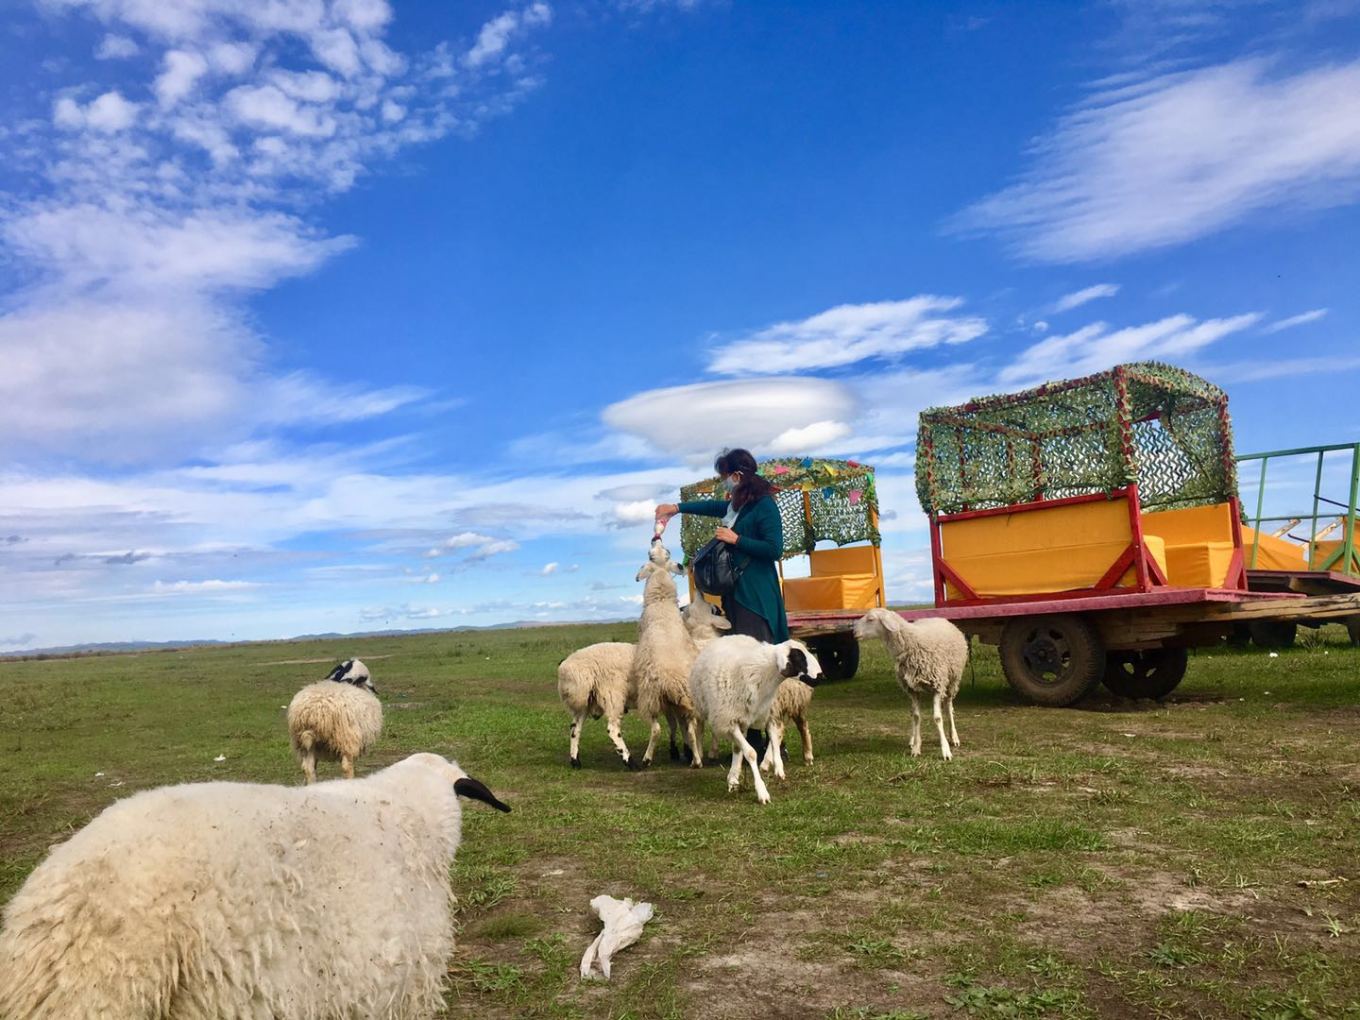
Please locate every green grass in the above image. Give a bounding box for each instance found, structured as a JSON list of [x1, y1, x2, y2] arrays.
[[3, 623, 1360, 1018]]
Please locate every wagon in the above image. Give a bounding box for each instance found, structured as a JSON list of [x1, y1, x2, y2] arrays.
[[678, 456, 885, 679], [788, 363, 1360, 705]]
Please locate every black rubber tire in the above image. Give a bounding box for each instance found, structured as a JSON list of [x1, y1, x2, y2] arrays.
[[999, 614, 1105, 707], [1249, 620, 1298, 649], [1102, 647, 1189, 700], [1346, 617, 1360, 647], [808, 633, 861, 680]]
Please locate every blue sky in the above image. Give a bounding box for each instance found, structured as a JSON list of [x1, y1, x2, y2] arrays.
[[3, 0, 1360, 649]]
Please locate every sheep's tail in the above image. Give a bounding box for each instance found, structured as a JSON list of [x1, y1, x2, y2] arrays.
[[296, 729, 315, 752]]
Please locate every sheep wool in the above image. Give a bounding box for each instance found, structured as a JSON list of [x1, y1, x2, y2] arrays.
[[854, 608, 968, 760], [288, 678, 382, 783], [630, 546, 705, 766], [759, 678, 816, 778], [0, 753, 509, 1020]]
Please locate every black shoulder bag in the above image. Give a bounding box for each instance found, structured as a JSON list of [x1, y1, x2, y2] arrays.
[[692, 534, 747, 597]]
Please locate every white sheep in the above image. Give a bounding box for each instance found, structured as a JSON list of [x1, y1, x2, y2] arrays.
[[631, 542, 707, 767], [288, 658, 382, 783], [557, 600, 730, 769], [0, 753, 510, 1020], [758, 678, 816, 779], [853, 609, 968, 760], [688, 635, 822, 804]]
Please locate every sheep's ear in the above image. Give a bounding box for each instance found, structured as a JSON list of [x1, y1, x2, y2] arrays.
[[713, 614, 732, 631], [635, 564, 650, 582], [668, 559, 684, 575], [780, 646, 808, 678], [455, 776, 511, 813]]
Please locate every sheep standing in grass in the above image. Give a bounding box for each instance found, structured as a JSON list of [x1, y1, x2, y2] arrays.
[[689, 635, 822, 803], [288, 658, 382, 783], [854, 609, 968, 761], [557, 600, 730, 769], [0, 752, 509, 1020], [631, 542, 707, 767], [759, 678, 816, 778]]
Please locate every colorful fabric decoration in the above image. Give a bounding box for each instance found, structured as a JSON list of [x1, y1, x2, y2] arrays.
[[848, 489, 862, 506]]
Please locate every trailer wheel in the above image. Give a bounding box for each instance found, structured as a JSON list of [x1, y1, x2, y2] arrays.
[[808, 634, 860, 681], [999, 614, 1104, 707], [1102, 648, 1188, 700], [1249, 620, 1297, 649], [1346, 617, 1360, 647]]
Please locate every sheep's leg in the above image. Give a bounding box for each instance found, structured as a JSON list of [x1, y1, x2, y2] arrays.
[[341, 754, 355, 779], [686, 716, 704, 769], [933, 691, 952, 761], [761, 721, 787, 780], [707, 723, 719, 760], [569, 712, 585, 768], [605, 716, 635, 769], [797, 716, 814, 764], [946, 698, 960, 748], [300, 750, 316, 785], [667, 712, 682, 762], [726, 744, 744, 792], [730, 726, 771, 804], [641, 718, 661, 766], [909, 690, 922, 757]]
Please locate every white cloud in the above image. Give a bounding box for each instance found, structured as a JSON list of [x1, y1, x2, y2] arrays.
[[708, 296, 987, 375], [1000, 312, 1262, 387], [768, 420, 852, 454], [1261, 308, 1328, 333], [54, 90, 139, 132], [465, 4, 552, 69], [151, 579, 258, 594], [603, 377, 857, 462], [1051, 283, 1120, 314], [433, 532, 520, 561], [954, 58, 1360, 262], [154, 49, 209, 107], [95, 34, 139, 59]]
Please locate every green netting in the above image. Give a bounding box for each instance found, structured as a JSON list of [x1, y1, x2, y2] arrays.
[[678, 457, 879, 563], [916, 362, 1237, 516]]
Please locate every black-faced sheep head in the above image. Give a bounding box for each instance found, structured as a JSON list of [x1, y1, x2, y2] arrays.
[[324, 658, 377, 695], [776, 641, 823, 688]]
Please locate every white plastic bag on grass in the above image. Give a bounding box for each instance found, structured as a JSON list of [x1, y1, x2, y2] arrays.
[[579, 894, 654, 980]]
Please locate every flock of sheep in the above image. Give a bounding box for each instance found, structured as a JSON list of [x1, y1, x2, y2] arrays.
[[0, 538, 970, 1019]]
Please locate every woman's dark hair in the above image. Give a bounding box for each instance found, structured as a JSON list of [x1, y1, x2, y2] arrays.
[[715, 448, 773, 510]]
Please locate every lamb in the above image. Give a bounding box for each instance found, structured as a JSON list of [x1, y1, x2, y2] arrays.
[[557, 600, 730, 769], [853, 609, 968, 760], [631, 541, 707, 767], [288, 657, 382, 783], [688, 635, 822, 804], [758, 677, 816, 778], [0, 752, 510, 1020]]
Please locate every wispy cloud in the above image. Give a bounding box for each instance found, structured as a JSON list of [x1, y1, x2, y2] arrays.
[[1260, 308, 1328, 333], [1000, 312, 1262, 387], [1051, 283, 1120, 313], [952, 58, 1360, 262], [708, 297, 987, 375]]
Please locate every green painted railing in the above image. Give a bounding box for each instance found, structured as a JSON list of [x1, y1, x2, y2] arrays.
[[1236, 442, 1360, 576]]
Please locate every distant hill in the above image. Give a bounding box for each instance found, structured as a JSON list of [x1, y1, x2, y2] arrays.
[[0, 617, 635, 661]]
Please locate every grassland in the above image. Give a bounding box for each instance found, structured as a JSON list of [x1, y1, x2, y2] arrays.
[[2, 623, 1359, 1019]]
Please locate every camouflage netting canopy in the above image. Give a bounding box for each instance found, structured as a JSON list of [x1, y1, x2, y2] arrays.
[[679, 457, 879, 564], [916, 362, 1237, 517]]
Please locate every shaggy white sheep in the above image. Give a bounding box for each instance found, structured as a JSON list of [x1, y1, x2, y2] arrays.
[[557, 600, 730, 769], [688, 635, 822, 804], [0, 753, 510, 1020], [288, 658, 382, 783], [758, 678, 816, 779], [631, 542, 707, 767], [853, 609, 968, 760]]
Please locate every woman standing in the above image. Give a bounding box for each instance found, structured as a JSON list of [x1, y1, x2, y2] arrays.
[[654, 448, 789, 643]]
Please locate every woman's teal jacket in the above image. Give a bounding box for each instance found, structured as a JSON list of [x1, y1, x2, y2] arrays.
[[677, 494, 789, 643]]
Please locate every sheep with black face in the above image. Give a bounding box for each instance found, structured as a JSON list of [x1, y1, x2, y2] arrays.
[[287, 658, 382, 783], [688, 636, 822, 804]]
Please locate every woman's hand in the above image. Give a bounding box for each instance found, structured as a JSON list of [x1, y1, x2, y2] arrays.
[[655, 503, 679, 523], [714, 527, 738, 545]]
